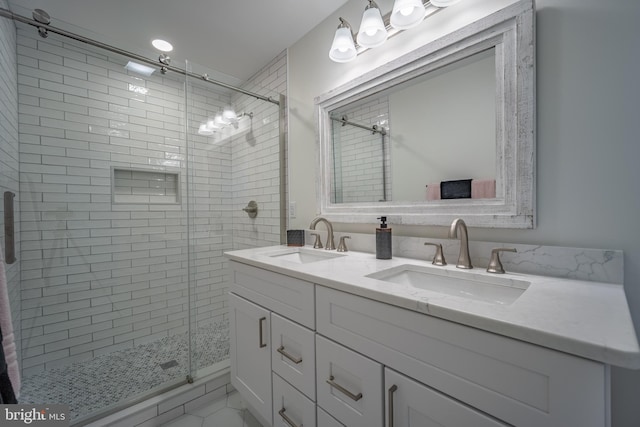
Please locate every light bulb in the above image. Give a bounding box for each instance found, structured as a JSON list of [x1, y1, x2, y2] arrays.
[[357, 4, 388, 49], [390, 0, 426, 30], [222, 106, 238, 123], [206, 118, 221, 130], [198, 124, 213, 136], [401, 7, 413, 16], [329, 21, 357, 63], [214, 114, 227, 127]]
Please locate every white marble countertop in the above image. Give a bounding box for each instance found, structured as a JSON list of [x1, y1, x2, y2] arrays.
[[225, 245, 640, 370]]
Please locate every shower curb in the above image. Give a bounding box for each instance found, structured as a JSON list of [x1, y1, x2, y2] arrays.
[[83, 360, 231, 427]]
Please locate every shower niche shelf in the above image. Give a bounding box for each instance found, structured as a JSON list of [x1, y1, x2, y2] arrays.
[[112, 168, 180, 204]]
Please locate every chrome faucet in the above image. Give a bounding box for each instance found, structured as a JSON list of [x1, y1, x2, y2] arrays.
[[309, 216, 336, 250], [449, 218, 472, 269]]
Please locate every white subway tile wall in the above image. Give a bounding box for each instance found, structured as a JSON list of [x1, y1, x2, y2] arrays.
[[332, 97, 390, 203], [231, 50, 286, 250], [15, 26, 285, 376], [0, 0, 21, 371]]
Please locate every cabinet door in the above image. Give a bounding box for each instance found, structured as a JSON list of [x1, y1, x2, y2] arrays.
[[273, 373, 316, 427], [385, 368, 507, 427], [229, 293, 272, 425], [272, 313, 316, 400], [316, 335, 383, 427], [317, 408, 345, 427], [317, 286, 607, 427]]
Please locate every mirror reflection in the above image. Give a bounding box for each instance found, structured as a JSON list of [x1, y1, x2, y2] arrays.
[[330, 48, 496, 204]]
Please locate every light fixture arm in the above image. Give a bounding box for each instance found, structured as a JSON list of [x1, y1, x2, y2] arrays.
[[337, 17, 354, 36], [365, 0, 380, 10]]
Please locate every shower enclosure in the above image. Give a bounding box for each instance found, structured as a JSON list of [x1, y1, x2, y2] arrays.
[[0, 4, 285, 424]]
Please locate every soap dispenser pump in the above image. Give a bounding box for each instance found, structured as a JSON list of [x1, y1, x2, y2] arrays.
[[376, 216, 392, 259]]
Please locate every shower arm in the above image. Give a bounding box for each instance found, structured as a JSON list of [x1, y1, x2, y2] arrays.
[[0, 7, 279, 106]]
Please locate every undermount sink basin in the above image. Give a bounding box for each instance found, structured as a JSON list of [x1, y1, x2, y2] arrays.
[[265, 247, 346, 264], [367, 264, 530, 305]]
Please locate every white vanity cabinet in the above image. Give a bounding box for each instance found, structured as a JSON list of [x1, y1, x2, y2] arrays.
[[385, 368, 508, 427], [229, 261, 317, 426], [316, 335, 383, 427], [272, 373, 316, 427], [229, 293, 272, 424], [316, 285, 609, 427], [317, 408, 344, 427], [229, 260, 611, 427]]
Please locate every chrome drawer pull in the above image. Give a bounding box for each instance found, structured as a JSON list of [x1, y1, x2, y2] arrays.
[[326, 375, 363, 401], [279, 408, 302, 427], [388, 384, 398, 427], [277, 346, 302, 364], [259, 317, 267, 348]]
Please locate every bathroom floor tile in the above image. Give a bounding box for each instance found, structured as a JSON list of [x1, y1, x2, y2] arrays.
[[162, 391, 264, 427], [202, 407, 245, 427], [20, 320, 230, 422], [163, 414, 204, 427]]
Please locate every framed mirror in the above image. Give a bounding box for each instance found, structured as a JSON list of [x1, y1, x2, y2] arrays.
[[315, 0, 535, 228]]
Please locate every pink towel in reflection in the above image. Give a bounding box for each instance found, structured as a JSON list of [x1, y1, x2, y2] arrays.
[[0, 246, 20, 398], [471, 179, 496, 199], [426, 184, 441, 200]]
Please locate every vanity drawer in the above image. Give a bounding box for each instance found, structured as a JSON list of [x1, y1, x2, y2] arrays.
[[316, 286, 607, 427], [271, 313, 316, 400], [316, 335, 383, 427], [273, 373, 316, 427], [317, 408, 344, 427], [230, 261, 315, 328], [385, 367, 508, 427]]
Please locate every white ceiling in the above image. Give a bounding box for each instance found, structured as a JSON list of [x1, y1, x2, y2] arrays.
[[7, 0, 349, 83]]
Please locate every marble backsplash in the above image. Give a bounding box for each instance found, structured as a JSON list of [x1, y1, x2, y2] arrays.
[[302, 231, 623, 285]]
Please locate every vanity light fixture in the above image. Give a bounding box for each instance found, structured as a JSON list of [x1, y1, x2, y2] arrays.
[[329, 18, 357, 63], [198, 109, 253, 136], [357, 1, 388, 48], [330, 0, 460, 63]]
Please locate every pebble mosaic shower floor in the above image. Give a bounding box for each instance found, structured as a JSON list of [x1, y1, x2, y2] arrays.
[[19, 320, 230, 422]]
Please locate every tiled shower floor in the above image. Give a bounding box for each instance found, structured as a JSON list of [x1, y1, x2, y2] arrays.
[[20, 320, 230, 422]]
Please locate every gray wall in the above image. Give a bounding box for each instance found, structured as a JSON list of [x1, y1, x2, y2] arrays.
[[288, 0, 640, 425]]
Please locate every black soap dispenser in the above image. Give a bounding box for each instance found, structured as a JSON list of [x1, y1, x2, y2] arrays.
[[376, 216, 392, 259]]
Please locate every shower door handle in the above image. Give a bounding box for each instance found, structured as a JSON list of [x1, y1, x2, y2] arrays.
[[258, 317, 267, 348], [4, 192, 16, 264]]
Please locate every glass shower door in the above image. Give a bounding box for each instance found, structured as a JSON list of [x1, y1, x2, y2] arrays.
[[184, 60, 283, 382], [14, 26, 195, 423]]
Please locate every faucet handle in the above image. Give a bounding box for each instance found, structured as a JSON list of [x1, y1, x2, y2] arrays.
[[424, 242, 447, 266], [337, 236, 351, 252], [311, 233, 323, 249], [487, 248, 517, 274]]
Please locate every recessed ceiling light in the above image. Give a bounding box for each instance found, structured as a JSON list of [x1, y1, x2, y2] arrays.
[[152, 39, 173, 52]]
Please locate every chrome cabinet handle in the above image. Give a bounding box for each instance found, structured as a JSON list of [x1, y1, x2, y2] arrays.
[[326, 375, 363, 401], [278, 408, 302, 427], [258, 317, 267, 348], [388, 384, 398, 427], [277, 346, 302, 364]]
